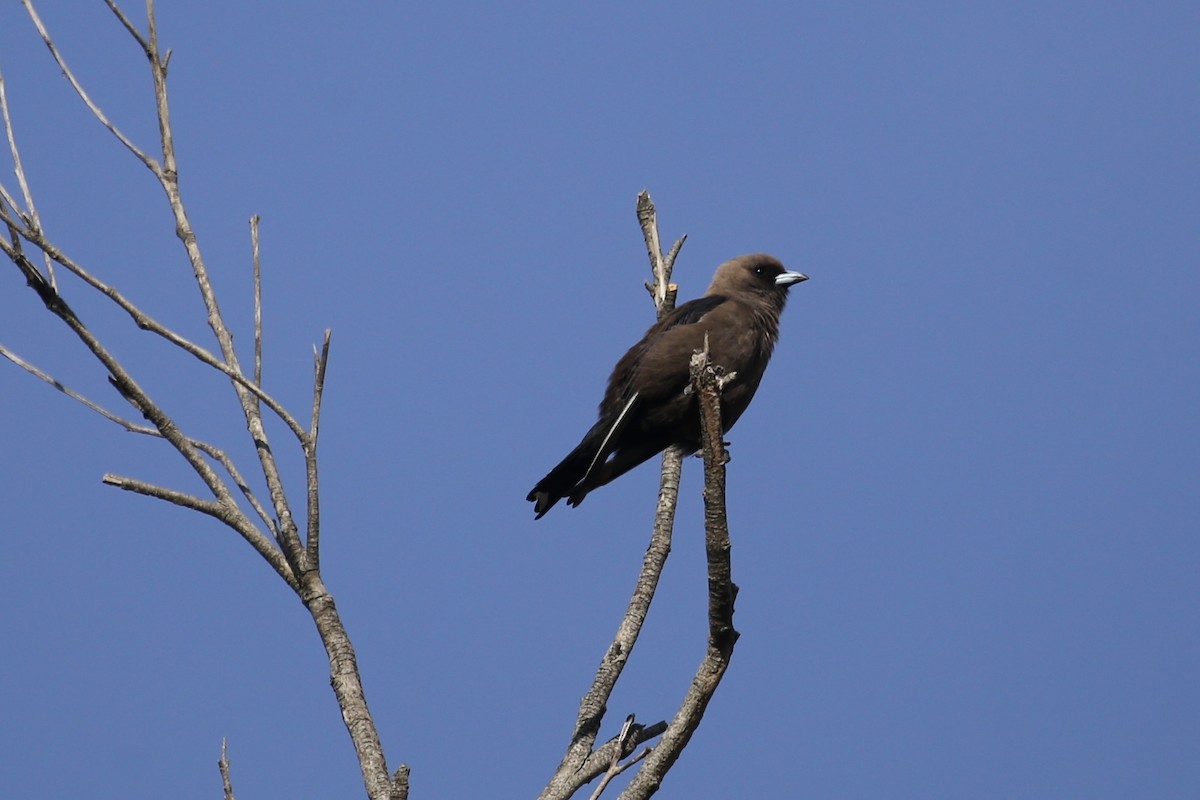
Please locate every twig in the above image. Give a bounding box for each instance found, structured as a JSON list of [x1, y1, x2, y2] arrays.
[[0, 70, 55, 288], [2, 221, 297, 595], [250, 215, 263, 387], [305, 329, 332, 568], [192, 440, 278, 538], [19, 1, 305, 559], [0, 340, 277, 537], [637, 190, 686, 315], [391, 764, 411, 800], [0, 206, 309, 441], [103, 0, 151, 53], [101, 474, 224, 515], [19, 0, 157, 170], [1, 340, 150, 433], [101, 469, 294, 588], [218, 739, 236, 800], [310, 331, 332, 442], [588, 715, 645, 800], [5, 6, 396, 797]]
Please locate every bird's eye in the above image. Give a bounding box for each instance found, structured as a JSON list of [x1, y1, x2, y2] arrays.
[[754, 266, 763, 275]]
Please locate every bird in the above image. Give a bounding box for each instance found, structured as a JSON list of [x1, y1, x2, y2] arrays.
[[527, 253, 807, 518]]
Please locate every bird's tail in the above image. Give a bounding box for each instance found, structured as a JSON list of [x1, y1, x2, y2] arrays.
[[526, 420, 610, 519]]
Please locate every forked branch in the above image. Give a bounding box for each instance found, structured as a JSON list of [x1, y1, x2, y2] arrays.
[[615, 340, 741, 800], [1, 4, 401, 799], [539, 193, 700, 800]]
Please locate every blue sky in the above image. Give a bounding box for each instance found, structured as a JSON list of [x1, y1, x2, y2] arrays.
[[1, 2, 1197, 798]]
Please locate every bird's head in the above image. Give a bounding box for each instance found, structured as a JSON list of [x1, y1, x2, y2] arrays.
[[707, 254, 808, 302]]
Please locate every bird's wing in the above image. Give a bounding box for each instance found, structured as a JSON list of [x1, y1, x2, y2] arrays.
[[578, 390, 640, 488], [604, 295, 729, 403], [661, 295, 728, 329]]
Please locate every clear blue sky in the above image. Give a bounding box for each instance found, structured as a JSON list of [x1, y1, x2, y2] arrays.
[[2, 3, 1197, 798]]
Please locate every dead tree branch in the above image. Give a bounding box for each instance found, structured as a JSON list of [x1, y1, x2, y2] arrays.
[[539, 192, 691, 800], [218, 739, 236, 800], [1, 4, 401, 798], [615, 343, 741, 800]]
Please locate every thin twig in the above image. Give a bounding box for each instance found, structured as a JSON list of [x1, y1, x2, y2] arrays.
[[0, 71, 55, 288], [637, 190, 686, 314], [250, 215, 263, 387], [194, 440, 278, 538], [19, 0, 158, 171], [305, 329, 332, 567], [218, 739, 236, 800], [100, 474, 225, 515], [0, 205, 309, 440], [0, 339, 277, 536], [588, 716, 637, 800], [310, 330, 332, 442], [139, 0, 305, 575], [1, 340, 150, 433], [1, 235, 298, 590], [102, 470, 294, 588], [103, 0, 151, 53]]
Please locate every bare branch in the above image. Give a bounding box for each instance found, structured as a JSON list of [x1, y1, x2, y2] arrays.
[[311, 330, 332, 442], [617, 345, 740, 800], [391, 765, 411, 800], [0, 71, 55, 288], [0, 208, 310, 440], [540, 193, 684, 800], [1, 238, 226, 491], [192, 440, 278, 539], [19, 0, 158, 171], [3, 8, 399, 795], [300, 576, 396, 800], [126, 0, 306, 576], [588, 716, 638, 800], [102, 0, 151, 53], [1, 340, 149, 433], [102, 471, 295, 588], [305, 329, 332, 567], [218, 739, 236, 800], [572, 720, 667, 797], [637, 190, 686, 313], [0, 338, 278, 537], [101, 473, 224, 515], [250, 215, 263, 386]]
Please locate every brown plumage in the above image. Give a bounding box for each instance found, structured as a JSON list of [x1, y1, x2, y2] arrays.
[[527, 253, 807, 518]]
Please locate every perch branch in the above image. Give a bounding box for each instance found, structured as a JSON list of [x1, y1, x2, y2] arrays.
[[616, 342, 741, 799], [539, 191, 685, 800]]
